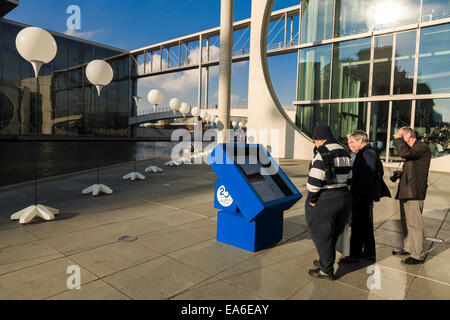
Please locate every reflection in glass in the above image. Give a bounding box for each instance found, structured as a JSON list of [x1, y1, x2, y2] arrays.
[[389, 100, 412, 159], [417, 24, 450, 95], [298, 45, 331, 101], [369, 101, 389, 159], [374, 0, 420, 31], [332, 38, 371, 99], [372, 35, 393, 96], [334, 0, 374, 37], [394, 31, 416, 94], [300, 0, 334, 43], [415, 99, 450, 158], [329, 102, 367, 144], [295, 104, 329, 138], [422, 0, 450, 22]]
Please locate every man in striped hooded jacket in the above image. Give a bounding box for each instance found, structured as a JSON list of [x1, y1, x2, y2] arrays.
[[306, 124, 353, 280]]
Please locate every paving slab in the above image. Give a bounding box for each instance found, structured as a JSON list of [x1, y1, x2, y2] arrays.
[[47, 279, 131, 300], [69, 241, 161, 278], [0, 257, 98, 300], [103, 256, 210, 300]]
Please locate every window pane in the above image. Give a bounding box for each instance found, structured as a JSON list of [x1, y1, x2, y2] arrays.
[[369, 101, 389, 160], [298, 45, 331, 101], [416, 98, 450, 158], [334, 0, 374, 37], [422, 0, 450, 22], [372, 35, 393, 96], [374, 0, 420, 31], [417, 24, 450, 94], [330, 102, 367, 144], [389, 100, 412, 159], [295, 104, 329, 137], [332, 38, 371, 99], [394, 31, 416, 94], [300, 0, 334, 43]]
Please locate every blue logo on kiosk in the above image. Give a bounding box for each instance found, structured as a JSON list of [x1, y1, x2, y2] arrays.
[[217, 185, 233, 207]]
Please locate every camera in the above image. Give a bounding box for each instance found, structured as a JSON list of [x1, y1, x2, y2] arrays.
[[390, 170, 403, 183]]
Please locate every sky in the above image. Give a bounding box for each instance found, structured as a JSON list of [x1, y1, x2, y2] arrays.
[[5, 0, 301, 110]]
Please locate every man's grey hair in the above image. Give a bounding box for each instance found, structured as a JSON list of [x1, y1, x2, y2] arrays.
[[400, 126, 416, 138], [350, 130, 369, 143]]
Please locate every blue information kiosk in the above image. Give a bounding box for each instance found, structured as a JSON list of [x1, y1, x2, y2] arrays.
[[207, 144, 302, 252]]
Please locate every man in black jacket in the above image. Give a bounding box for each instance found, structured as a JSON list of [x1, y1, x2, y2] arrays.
[[340, 131, 391, 263], [392, 127, 431, 265]]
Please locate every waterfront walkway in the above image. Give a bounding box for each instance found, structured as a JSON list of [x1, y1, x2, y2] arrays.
[[0, 158, 449, 300]]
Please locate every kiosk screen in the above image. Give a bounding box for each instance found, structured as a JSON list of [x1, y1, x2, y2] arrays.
[[231, 145, 295, 203]]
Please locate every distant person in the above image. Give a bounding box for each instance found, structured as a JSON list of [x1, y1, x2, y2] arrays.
[[340, 131, 391, 264], [436, 142, 445, 157], [428, 140, 437, 158], [392, 127, 431, 265], [305, 124, 352, 280], [376, 139, 384, 156]]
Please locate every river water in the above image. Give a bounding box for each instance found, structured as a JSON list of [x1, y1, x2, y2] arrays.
[[0, 141, 184, 187]]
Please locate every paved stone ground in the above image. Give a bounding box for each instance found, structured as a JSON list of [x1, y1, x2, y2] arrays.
[[0, 158, 449, 300]]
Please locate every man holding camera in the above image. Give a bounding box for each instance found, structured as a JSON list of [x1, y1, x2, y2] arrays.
[[392, 127, 431, 264]]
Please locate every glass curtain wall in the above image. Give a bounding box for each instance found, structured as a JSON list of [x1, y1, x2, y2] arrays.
[[329, 102, 367, 144], [295, 104, 329, 138], [369, 101, 390, 159], [334, 0, 374, 37], [372, 35, 393, 95], [393, 31, 416, 94], [416, 98, 450, 157], [297, 44, 331, 101], [300, 0, 334, 44], [422, 0, 450, 22], [332, 38, 371, 99], [373, 0, 421, 31], [417, 24, 450, 95], [0, 20, 128, 137]]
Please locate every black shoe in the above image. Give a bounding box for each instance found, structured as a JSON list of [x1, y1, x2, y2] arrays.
[[308, 268, 335, 280], [313, 260, 320, 267], [402, 257, 424, 265], [393, 249, 410, 256], [361, 252, 376, 261]]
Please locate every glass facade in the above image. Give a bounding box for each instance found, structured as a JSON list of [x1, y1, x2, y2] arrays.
[[0, 20, 131, 137], [296, 0, 450, 160]]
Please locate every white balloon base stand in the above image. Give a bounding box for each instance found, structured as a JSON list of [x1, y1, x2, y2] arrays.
[[123, 172, 146, 181], [11, 205, 60, 224], [145, 166, 163, 173], [82, 184, 113, 196]]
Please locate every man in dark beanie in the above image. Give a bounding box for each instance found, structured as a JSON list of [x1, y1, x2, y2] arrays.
[[306, 124, 353, 279]]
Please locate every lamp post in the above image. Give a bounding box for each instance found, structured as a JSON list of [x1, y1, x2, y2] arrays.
[[145, 89, 164, 173], [82, 59, 115, 196], [11, 27, 59, 224]]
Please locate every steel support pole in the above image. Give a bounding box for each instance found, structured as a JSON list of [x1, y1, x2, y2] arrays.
[[218, 0, 233, 143], [198, 35, 203, 109]]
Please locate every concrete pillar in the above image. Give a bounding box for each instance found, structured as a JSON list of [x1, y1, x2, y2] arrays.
[[218, 0, 233, 143]]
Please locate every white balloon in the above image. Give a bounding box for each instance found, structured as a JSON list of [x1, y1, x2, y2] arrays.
[[86, 60, 114, 96], [169, 98, 181, 111], [200, 110, 208, 120], [191, 107, 201, 117], [16, 27, 57, 77], [232, 121, 238, 127], [180, 103, 191, 115], [238, 122, 245, 128], [148, 89, 164, 106]]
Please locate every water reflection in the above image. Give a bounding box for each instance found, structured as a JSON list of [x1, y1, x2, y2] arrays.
[[0, 141, 178, 187]]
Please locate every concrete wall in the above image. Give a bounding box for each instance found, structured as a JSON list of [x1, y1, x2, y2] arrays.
[[247, 0, 313, 161]]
